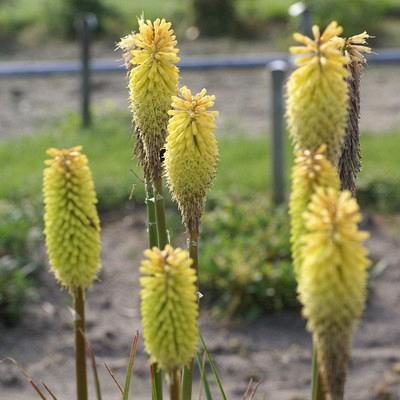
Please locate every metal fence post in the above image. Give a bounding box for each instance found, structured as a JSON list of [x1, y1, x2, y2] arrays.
[[288, 2, 312, 36], [269, 60, 288, 205], [76, 13, 97, 128], [300, 6, 312, 36]]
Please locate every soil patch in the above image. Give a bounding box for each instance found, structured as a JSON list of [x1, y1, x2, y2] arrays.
[[1, 211, 400, 399]]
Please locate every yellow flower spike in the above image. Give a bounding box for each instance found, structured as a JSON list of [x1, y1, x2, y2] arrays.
[[299, 188, 369, 400], [140, 245, 198, 372], [339, 31, 372, 194], [118, 18, 180, 180], [287, 21, 349, 165], [289, 145, 339, 278], [43, 147, 101, 291], [165, 86, 219, 236]]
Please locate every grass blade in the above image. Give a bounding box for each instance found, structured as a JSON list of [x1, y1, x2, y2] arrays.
[[242, 379, 253, 400], [196, 352, 213, 400], [241, 379, 261, 400], [0, 358, 49, 400], [30, 381, 49, 400], [181, 363, 194, 400], [82, 331, 102, 400], [151, 363, 163, 400], [199, 332, 227, 400], [42, 382, 59, 400], [105, 363, 123, 394], [122, 331, 140, 399]]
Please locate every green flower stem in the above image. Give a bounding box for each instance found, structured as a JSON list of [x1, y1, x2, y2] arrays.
[[188, 232, 199, 276], [146, 180, 163, 400], [181, 232, 200, 400], [181, 363, 194, 400], [74, 287, 88, 400], [311, 346, 326, 400], [153, 177, 169, 248], [145, 181, 158, 248], [153, 176, 168, 399], [170, 369, 181, 400]]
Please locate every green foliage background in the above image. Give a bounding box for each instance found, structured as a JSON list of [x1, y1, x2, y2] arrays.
[[1, 0, 400, 41], [1, 112, 399, 323]]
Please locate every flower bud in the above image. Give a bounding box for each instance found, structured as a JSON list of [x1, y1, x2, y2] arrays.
[[299, 188, 369, 399], [118, 18, 180, 180], [43, 147, 101, 291], [287, 22, 349, 164], [164, 86, 218, 236], [289, 145, 339, 277], [140, 245, 198, 371]]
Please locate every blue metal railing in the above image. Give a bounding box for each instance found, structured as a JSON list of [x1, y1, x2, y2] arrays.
[[0, 54, 288, 77]]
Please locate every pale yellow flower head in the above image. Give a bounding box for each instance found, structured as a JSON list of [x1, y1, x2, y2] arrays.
[[43, 147, 101, 291], [289, 145, 340, 278], [299, 188, 369, 399], [118, 18, 180, 180], [165, 86, 219, 236], [344, 31, 372, 64], [290, 21, 346, 67], [287, 22, 349, 165], [140, 245, 198, 371]]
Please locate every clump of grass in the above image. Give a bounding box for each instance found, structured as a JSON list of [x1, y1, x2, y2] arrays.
[[201, 196, 297, 319]]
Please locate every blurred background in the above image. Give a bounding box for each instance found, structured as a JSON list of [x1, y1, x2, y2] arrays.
[[1, 1, 400, 399], [1, 0, 400, 137]]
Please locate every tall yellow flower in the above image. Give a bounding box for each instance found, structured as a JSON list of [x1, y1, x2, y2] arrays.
[[165, 86, 219, 236], [118, 18, 180, 180], [140, 245, 198, 372], [299, 188, 369, 399], [289, 145, 339, 278], [43, 147, 101, 291], [287, 22, 349, 164], [339, 31, 372, 194]]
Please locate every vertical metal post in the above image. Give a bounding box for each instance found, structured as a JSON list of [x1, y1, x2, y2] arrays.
[[77, 13, 97, 128], [288, 2, 312, 36], [301, 6, 312, 36], [269, 60, 288, 205]]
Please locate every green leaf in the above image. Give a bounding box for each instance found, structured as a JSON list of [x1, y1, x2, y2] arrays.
[[199, 332, 227, 400], [195, 353, 213, 400], [122, 332, 140, 400]]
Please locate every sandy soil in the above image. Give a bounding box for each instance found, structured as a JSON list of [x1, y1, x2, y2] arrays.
[[1, 210, 400, 400], [0, 41, 400, 139]]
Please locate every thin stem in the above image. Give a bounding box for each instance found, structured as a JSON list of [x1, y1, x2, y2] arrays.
[[146, 180, 163, 400], [152, 176, 169, 399], [181, 363, 193, 400], [311, 345, 325, 400], [181, 231, 200, 399], [74, 287, 88, 400], [170, 369, 180, 400], [153, 177, 169, 248], [145, 180, 158, 248], [188, 231, 199, 276]]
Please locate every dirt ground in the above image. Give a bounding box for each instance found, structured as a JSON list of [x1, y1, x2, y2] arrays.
[[0, 41, 400, 139], [1, 210, 400, 400]]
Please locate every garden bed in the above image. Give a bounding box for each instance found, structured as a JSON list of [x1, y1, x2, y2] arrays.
[[1, 211, 400, 399]]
